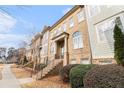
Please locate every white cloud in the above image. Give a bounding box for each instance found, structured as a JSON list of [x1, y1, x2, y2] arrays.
[[0, 34, 26, 48], [0, 12, 30, 48], [62, 7, 72, 14], [0, 11, 16, 33]]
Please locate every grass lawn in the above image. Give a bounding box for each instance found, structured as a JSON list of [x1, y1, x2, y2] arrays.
[[11, 64, 32, 79], [21, 75, 70, 88]]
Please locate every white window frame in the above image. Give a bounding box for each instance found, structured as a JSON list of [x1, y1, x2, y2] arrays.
[[63, 22, 66, 32], [80, 59, 90, 64], [71, 59, 76, 64], [69, 17, 74, 28], [54, 29, 57, 37], [50, 42, 55, 54], [73, 31, 83, 49], [77, 9, 85, 23], [96, 15, 124, 43], [96, 19, 115, 43], [58, 26, 61, 35], [87, 5, 101, 17]]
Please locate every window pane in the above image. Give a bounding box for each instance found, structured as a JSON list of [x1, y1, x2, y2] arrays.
[[69, 17, 74, 28], [80, 59, 90, 64], [88, 6, 100, 17], [77, 9, 85, 22], [73, 31, 83, 49], [71, 59, 76, 64], [63, 23, 66, 32]]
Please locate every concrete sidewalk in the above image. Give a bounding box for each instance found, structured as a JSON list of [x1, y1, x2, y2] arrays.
[[0, 64, 20, 88]]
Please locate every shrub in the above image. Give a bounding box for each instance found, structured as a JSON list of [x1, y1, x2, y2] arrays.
[[59, 64, 79, 82], [26, 62, 33, 68], [23, 56, 28, 65], [83, 64, 124, 88], [35, 63, 47, 71], [114, 24, 124, 66], [69, 64, 94, 88]]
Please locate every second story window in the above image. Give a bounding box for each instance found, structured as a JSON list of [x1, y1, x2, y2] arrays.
[[73, 31, 83, 49], [77, 9, 85, 23], [51, 32, 53, 39], [69, 17, 74, 28], [96, 19, 115, 43], [87, 5, 100, 17], [58, 26, 62, 35], [50, 42, 55, 54], [54, 30, 57, 37], [63, 23, 66, 32]]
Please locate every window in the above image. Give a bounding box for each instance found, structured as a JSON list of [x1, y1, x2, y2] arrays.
[[77, 9, 85, 23], [54, 30, 57, 37], [88, 5, 100, 17], [58, 26, 62, 35], [71, 59, 76, 64], [69, 17, 74, 28], [96, 19, 115, 43], [63, 23, 66, 32], [96, 16, 124, 43], [73, 31, 83, 49], [51, 32, 53, 39], [50, 43, 55, 54], [80, 59, 90, 64]]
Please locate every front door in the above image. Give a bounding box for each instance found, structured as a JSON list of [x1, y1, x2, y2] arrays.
[[56, 40, 64, 59], [60, 44, 64, 59]]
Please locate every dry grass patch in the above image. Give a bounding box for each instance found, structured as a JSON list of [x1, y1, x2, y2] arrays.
[[21, 75, 70, 88], [0, 64, 4, 80], [11, 64, 32, 79]]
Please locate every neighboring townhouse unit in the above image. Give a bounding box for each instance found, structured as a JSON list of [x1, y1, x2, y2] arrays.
[[30, 33, 42, 64], [85, 5, 124, 64], [26, 46, 32, 62], [18, 48, 26, 64], [48, 5, 91, 66], [39, 26, 50, 64]]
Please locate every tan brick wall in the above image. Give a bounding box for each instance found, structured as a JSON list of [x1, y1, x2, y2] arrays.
[[68, 20, 91, 64]]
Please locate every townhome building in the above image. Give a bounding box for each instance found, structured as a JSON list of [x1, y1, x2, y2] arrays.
[[48, 5, 91, 66], [29, 5, 124, 79], [32, 5, 92, 79], [85, 5, 124, 64]]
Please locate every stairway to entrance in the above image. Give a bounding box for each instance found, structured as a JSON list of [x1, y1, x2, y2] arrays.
[[35, 59, 63, 80]]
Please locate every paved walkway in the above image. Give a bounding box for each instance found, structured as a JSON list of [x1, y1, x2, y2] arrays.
[[0, 64, 34, 88], [0, 64, 20, 88]]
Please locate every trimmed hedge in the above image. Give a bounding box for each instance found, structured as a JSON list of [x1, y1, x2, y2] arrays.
[[59, 64, 79, 82], [69, 64, 94, 88], [83, 64, 124, 88]]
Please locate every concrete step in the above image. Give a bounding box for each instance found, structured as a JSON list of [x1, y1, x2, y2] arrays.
[[35, 59, 63, 79]]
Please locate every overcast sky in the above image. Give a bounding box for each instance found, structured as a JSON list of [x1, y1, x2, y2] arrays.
[[0, 5, 73, 49]]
